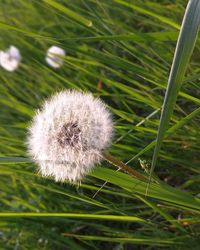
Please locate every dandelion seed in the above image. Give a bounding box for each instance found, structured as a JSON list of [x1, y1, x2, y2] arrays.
[[27, 90, 113, 182], [46, 46, 65, 68], [0, 45, 21, 72]]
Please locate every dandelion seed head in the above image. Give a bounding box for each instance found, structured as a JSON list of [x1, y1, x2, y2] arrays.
[[46, 46, 65, 68], [0, 45, 21, 72], [27, 90, 113, 182]]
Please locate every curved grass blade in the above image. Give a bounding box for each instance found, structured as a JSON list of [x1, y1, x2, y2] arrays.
[[91, 168, 200, 213], [147, 0, 200, 195]]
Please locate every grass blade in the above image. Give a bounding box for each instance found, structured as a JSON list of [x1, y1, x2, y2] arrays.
[[0, 22, 55, 41], [147, 0, 200, 195], [0, 213, 145, 222], [127, 106, 200, 162], [91, 168, 200, 213], [63, 233, 179, 246], [64, 31, 178, 42], [0, 157, 31, 164], [113, 0, 180, 29], [43, 0, 93, 27]]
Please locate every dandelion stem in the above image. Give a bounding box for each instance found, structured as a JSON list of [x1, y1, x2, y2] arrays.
[[103, 153, 148, 182]]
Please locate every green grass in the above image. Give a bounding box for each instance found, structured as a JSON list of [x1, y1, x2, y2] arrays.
[[0, 0, 200, 249], [147, 0, 200, 195]]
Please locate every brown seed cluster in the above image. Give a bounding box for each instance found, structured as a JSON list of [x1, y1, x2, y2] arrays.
[[57, 122, 81, 148]]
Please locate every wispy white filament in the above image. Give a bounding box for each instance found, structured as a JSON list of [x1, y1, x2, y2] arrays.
[[0, 46, 21, 72], [27, 90, 113, 182], [46, 46, 65, 68]]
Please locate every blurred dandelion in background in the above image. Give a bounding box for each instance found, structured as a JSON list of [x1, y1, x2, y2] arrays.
[[27, 90, 113, 182], [0, 45, 21, 72], [45, 46, 65, 68]]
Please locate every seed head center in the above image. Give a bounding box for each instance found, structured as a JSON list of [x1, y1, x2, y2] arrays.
[[57, 122, 81, 148]]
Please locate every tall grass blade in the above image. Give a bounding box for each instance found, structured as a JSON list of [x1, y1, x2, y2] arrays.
[[146, 0, 200, 195]]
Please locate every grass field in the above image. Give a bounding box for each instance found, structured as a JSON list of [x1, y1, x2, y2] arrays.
[[0, 0, 200, 249]]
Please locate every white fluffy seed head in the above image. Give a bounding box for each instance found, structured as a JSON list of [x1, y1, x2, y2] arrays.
[[0, 45, 21, 72], [27, 90, 113, 182], [46, 46, 65, 68]]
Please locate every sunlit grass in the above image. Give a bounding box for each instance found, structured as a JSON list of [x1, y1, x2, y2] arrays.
[[0, 0, 200, 249]]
